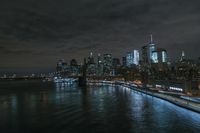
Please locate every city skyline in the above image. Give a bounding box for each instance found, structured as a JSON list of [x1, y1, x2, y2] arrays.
[[0, 0, 200, 73]]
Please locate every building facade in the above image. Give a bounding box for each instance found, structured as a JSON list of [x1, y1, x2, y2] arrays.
[[103, 54, 112, 75], [126, 50, 139, 67]]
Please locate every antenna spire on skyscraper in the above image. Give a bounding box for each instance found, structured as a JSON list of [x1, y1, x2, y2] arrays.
[[180, 50, 185, 61], [150, 34, 153, 43]]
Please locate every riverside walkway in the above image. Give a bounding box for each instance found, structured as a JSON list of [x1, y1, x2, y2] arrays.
[[88, 80, 200, 113]]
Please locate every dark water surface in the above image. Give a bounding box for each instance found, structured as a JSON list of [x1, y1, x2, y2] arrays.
[[0, 80, 200, 133]]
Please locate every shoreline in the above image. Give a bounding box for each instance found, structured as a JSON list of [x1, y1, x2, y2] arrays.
[[88, 80, 200, 114]]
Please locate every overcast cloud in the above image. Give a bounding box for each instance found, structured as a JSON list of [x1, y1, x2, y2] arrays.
[[0, 0, 200, 73]]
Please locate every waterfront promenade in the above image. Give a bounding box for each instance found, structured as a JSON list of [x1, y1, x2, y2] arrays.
[[88, 80, 200, 113]]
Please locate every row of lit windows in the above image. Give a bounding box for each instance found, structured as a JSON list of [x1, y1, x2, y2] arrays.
[[156, 84, 183, 92], [169, 87, 183, 92]]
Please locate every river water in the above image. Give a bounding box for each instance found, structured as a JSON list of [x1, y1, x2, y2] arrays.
[[0, 80, 200, 133]]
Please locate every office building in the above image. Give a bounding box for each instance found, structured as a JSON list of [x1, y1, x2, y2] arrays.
[[141, 45, 148, 65], [148, 34, 156, 63], [56, 59, 67, 72], [126, 50, 140, 67], [97, 53, 103, 76], [152, 48, 167, 63], [126, 52, 133, 67], [103, 54, 112, 75], [88, 52, 95, 64], [133, 50, 140, 65], [112, 58, 121, 67], [122, 57, 127, 67], [87, 52, 96, 75]]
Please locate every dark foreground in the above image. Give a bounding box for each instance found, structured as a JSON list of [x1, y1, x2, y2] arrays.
[[0, 80, 200, 133]]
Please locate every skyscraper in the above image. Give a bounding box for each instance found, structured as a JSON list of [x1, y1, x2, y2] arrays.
[[152, 48, 167, 63], [161, 50, 167, 63], [126, 52, 133, 66], [87, 52, 96, 75], [126, 50, 140, 67], [133, 50, 140, 65], [88, 52, 95, 64], [148, 34, 156, 63], [152, 51, 158, 63], [70, 59, 79, 75], [141, 45, 148, 65], [122, 57, 127, 67], [112, 58, 121, 67], [97, 53, 103, 76], [103, 54, 112, 75], [97, 53, 102, 66], [56, 59, 67, 72]]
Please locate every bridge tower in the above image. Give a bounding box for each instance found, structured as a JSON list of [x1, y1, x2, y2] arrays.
[[78, 58, 87, 87]]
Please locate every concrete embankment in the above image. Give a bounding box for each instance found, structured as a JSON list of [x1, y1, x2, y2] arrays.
[[88, 80, 200, 114]]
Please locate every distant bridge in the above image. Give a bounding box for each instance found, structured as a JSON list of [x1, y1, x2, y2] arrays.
[[0, 77, 45, 81]]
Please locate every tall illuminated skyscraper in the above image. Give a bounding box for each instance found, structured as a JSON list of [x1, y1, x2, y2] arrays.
[[161, 50, 167, 63], [148, 34, 156, 63], [126, 52, 133, 66], [152, 48, 167, 63], [152, 51, 158, 63], [126, 50, 140, 66], [133, 50, 139, 65]]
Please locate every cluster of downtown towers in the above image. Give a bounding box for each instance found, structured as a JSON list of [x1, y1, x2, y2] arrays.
[[56, 35, 169, 76], [56, 35, 200, 93]]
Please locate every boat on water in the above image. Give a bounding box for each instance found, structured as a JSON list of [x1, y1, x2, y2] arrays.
[[53, 76, 77, 84]]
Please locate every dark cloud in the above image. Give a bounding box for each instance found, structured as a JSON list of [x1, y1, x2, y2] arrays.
[[0, 0, 200, 73]]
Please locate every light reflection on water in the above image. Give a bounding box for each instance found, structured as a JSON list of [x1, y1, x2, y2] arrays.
[[0, 80, 199, 133]]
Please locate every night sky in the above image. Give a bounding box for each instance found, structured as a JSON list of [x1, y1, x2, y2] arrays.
[[0, 0, 200, 74]]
